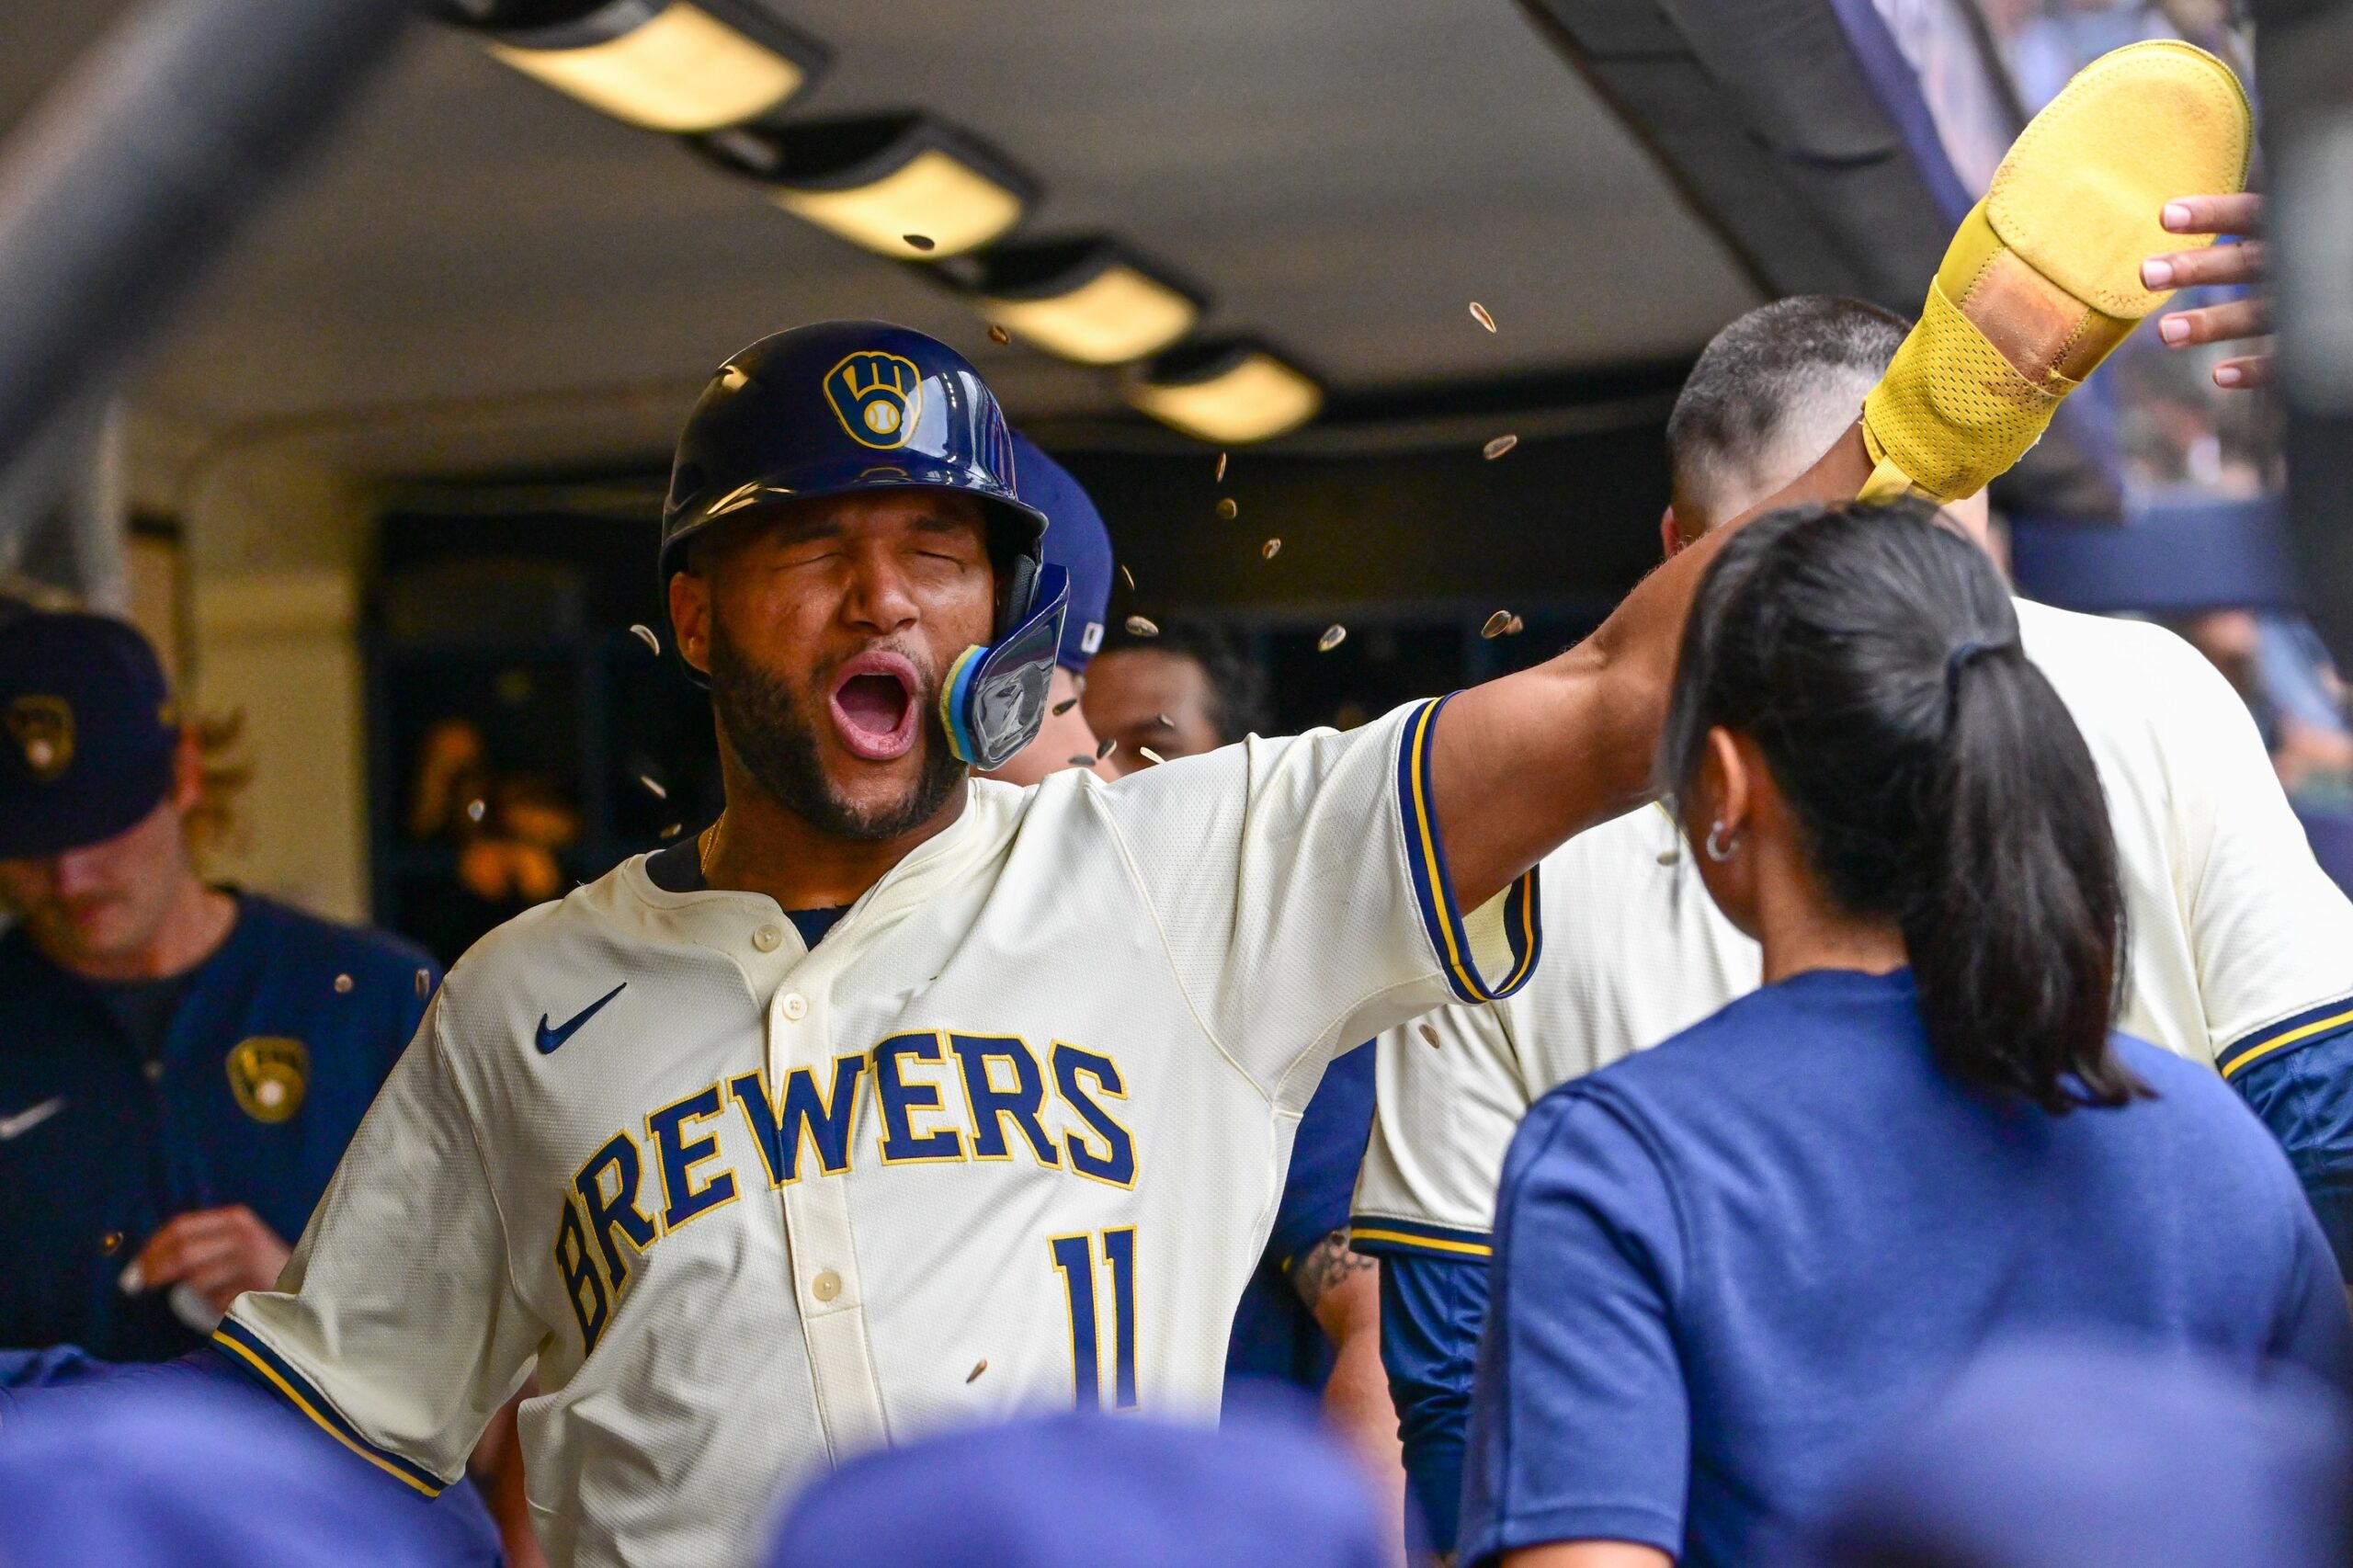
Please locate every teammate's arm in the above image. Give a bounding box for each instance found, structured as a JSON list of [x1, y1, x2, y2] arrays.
[[1293, 1232, 1408, 1543], [1431, 428, 1872, 910]]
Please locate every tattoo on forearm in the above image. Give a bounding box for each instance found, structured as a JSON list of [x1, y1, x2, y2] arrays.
[[1292, 1229, 1376, 1312]]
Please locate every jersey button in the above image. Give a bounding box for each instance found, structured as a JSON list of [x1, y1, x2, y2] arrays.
[[779, 992, 808, 1022], [752, 923, 783, 953], [811, 1267, 842, 1303]]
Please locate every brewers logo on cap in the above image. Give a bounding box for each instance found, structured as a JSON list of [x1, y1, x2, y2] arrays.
[[825, 351, 924, 450], [6, 696, 74, 781], [227, 1036, 309, 1124]]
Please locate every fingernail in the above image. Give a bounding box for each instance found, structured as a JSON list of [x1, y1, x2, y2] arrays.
[[2215, 364, 2244, 387], [2142, 257, 2175, 289], [2158, 316, 2189, 345], [2163, 201, 2193, 231]]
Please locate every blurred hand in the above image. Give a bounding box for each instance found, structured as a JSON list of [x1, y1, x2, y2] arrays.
[[2143, 193, 2268, 389], [131, 1205, 291, 1316]]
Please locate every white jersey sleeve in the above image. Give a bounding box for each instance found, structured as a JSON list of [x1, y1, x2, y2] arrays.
[[218, 992, 538, 1494], [1094, 696, 1540, 1109], [2014, 600, 2353, 1078], [1351, 805, 1759, 1256]]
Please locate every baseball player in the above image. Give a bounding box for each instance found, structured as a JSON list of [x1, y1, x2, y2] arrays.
[[1358, 261, 2351, 1560], [206, 65, 2174, 1554], [0, 610, 439, 1359], [975, 432, 1114, 788]]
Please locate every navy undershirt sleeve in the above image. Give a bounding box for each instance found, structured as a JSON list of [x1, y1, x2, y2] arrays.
[[1271, 1042, 1379, 1265], [1380, 1252, 1489, 1554], [2234, 1026, 2353, 1281], [1459, 1088, 1689, 1568]]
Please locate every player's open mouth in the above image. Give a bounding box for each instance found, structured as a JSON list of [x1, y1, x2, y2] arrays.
[[828, 651, 921, 762]]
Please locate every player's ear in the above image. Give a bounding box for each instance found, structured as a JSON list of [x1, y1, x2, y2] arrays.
[[1701, 725, 1750, 840], [669, 569, 712, 677], [1660, 505, 1687, 561]]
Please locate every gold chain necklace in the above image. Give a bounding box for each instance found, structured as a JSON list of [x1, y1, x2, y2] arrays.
[[697, 811, 725, 885]]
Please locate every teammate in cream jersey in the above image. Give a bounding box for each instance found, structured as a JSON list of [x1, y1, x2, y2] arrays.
[[1353, 296, 2353, 1553], [212, 316, 1941, 1568]]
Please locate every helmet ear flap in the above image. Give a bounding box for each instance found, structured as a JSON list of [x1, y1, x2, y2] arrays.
[[995, 549, 1040, 639]]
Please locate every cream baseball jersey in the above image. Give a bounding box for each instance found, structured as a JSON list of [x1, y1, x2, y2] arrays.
[[1353, 599, 2353, 1256], [217, 698, 1538, 1568]]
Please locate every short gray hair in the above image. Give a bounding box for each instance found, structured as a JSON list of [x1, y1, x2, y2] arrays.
[[1666, 296, 1910, 528]]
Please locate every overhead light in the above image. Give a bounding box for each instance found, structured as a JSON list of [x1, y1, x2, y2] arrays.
[[1128, 340, 1323, 444], [695, 114, 1035, 259], [961, 239, 1200, 366], [429, 1, 825, 132]]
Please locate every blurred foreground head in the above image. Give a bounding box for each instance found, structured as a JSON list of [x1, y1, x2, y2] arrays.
[[1796, 1337, 2353, 1568], [768, 1402, 1389, 1568]]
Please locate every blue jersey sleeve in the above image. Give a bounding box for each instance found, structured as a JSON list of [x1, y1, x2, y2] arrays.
[[1459, 1087, 1689, 1568], [2232, 1025, 2353, 1281], [1380, 1252, 1488, 1554], [1268, 1042, 1378, 1266]]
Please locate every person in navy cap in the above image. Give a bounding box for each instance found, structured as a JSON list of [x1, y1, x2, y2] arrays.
[[1794, 1338, 2353, 1568], [767, 1396, 1392, 1568], [976, 431, 1116, 786], [0, 609, 440, 1360]]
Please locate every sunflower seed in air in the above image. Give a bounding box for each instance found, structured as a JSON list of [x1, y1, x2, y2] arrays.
[[904, 233, 936, 252], [1067, 756, 1093, 767], [1655, 849, 1679, 867], [1138, 745, 1165, 766], [1052, 697, 1078, 716], [1124, 616, 1158, 638], [967, 1360, 988, 1383], [1318, 625, 1347, 653], [1261, 538, 1281, 560], [1097, 737, 1118, 760], [1470, 301, 1496, 333], [1120, 564, 1135, 590], [1420, 1023, 1441, 1050], [659, 822, 683, 839], [334, 973, 354, 994], [1482, 610, 1516, 640], [1154, 713, 1173, 730], [1215, 451, 1228, 482], [415, 968, 432, 1000], [1505, 614, 1525, 635], [629, 623, 661, 654], [639, 775, 667, 800], [1483, 434, 1518, 460], [1215, 497, 1238, 520], [988, 324, 1010, 345], [465, 799, 486, 824]]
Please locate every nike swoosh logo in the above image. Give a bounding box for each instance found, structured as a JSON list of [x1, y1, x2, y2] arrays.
[[0, 1095, 67, 1141], [536, 983, 627, 1056]]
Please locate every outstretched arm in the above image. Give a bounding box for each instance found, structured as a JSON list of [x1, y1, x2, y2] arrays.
[[1433, 426, 1872, 910]]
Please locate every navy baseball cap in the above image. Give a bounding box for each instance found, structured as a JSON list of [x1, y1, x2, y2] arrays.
[[0, 611, 179, 859], [1794, 1337, 2353, 1568], [768, 1399, 1390, 1568], [1013, 433, 1114, 672]]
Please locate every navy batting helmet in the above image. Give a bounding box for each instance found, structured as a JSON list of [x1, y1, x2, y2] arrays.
[[660, 321, 1068, 771]]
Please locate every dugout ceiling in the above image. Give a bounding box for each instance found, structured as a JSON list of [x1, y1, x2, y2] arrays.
[[0, 0, 1761, 480]]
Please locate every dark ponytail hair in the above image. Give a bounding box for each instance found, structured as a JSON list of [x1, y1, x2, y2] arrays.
[[1660, 496, 2141, 1112]]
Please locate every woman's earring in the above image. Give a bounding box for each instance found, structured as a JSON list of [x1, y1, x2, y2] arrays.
[[1704, 821, 1739, 863]]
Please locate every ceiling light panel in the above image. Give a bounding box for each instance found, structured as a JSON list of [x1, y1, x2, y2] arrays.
[[699, 114, 1035, 259], [1129, 341, 1324, 444]]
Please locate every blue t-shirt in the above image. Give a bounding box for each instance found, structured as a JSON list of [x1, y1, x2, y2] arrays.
[[1226, 1042, 1378, 1391], [0, 893, 438, 1360], [1460, 968, 2353, 1568]]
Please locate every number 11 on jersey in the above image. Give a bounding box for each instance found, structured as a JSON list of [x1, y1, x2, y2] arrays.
[[1050, 1227, 1137, 1409]]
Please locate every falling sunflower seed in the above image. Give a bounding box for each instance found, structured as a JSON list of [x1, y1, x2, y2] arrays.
[[1052, 697, 1078, 716], [1119, 564, 1135, 591], [967, 1360, 988, 1383], [1261, 538, 1281, 560], [1655, 848, 1680, 867], [415, 968, 432, 1000], [465, 799, 486, 824], [1125, 616, 1159, 638], [1214, 451, 1228, 483], [629, 623, 661, 655], [1505, 614, 1525, 635], [1097, 737, 1118, 760], [1215, 497, 1238, 520], [904, 233, 936, 252], [334, 973, 354, 994], [659, 822, 684, 839], [1154, 713, 1173, 730], [100, 1230, 124, 1255], [639, 775, 667, 800], [1483, 434, 1518, 460], [1066, 756, 1093, 767], [1470, 301, 1496, 333], [1138, 745, 1166, 766], [988, 324, 1010, 345], [1318, 624, 1347, 653], [1482, 609, 1517, 640], [1420, 1023, 1441, 1050]]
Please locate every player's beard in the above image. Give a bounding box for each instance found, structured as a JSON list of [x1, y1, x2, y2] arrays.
[[707, 614, 964, 843]]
